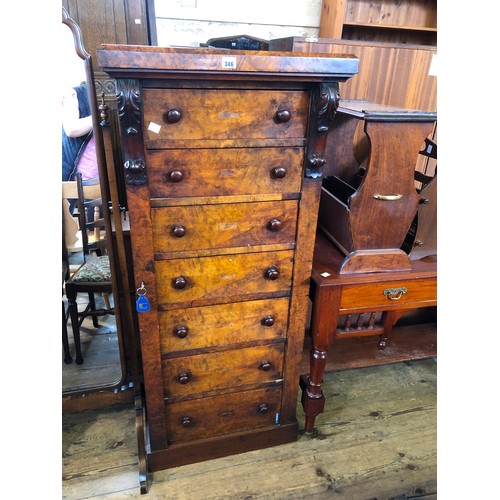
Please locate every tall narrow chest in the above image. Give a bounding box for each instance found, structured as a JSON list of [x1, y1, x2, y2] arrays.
[[97, 45, 358, 473]]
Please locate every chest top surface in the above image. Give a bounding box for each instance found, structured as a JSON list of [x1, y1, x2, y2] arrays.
[[96, 44, 359, 82], [338, 100, 437, 122]]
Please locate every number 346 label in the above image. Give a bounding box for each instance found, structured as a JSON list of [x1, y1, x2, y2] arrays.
[[221, 56, 237, 69]]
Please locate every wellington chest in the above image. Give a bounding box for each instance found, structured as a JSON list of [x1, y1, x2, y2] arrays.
[[97, 44, 358, 479]]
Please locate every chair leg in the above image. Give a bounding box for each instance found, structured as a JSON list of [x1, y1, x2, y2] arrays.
[[62, 301, 72, 364], [88, 292, 99, 328], [68, 296, 84, 365], [102, 292, 111, 311]]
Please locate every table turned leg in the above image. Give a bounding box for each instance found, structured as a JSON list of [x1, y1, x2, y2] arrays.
[[301, 285, 341, 432]]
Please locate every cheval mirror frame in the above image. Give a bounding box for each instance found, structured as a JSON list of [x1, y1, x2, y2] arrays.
[[62, 7, 132, 401]]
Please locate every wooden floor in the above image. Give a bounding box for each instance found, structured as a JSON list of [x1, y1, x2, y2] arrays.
[[62, 358, 437, 499]]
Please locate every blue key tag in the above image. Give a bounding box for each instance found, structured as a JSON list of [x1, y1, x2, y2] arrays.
[[136, 294, 150, 313], [136, 282, 150, 313]]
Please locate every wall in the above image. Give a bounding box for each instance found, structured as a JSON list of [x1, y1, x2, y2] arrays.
[[151, 0, 323, 47]]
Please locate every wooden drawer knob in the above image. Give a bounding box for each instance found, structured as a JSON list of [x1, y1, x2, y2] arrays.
[[262, 315, 275, 327], [180, 416, 193, 427], [174, 325, 188, 338], [173, 276, 188, 289], [168, 170, 184, 182], [264, 266, 279, 280], [257, 404, 269, 414], [177, 372, 190, 384], [172, 225, 186, 238], [260, 361, 271, 371], [164, 108, 182, 123], [276, 109, 291, 123], [272, 167, 287, 179], [267, 218, 282, 232]]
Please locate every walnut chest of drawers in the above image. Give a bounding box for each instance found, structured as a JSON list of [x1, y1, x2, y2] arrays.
[[97, 44, 358, 474]]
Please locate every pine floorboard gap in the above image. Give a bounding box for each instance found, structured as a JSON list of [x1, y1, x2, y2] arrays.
[[62, 358, 437, 499]]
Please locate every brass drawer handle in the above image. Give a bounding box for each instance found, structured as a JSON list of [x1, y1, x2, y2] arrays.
[[383, 287, 408, 300], [373, 193, 403, 201]]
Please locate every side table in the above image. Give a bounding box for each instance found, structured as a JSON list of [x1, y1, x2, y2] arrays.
[[301, 232, 437, 432]]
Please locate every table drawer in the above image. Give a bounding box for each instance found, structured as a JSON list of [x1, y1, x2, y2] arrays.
[[166, 386, 282, 444], [160, 297, 289, 354], [146, 147, 304, 199], [155, 250, 294, 307], [152, 200, 298, 255], [143, 89, 309, 143], [162, 344, 284, 399], [339, 278, 437, 311]]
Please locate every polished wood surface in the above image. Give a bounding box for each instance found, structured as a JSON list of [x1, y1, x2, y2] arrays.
[[319, 0, 437, 44], [97, 43, 359, 80], [160, 297, 289, 352], [143, 89, 309, 144], [301, 232, 437, 432], [145, 147, 304, 199], [152, 200, 298, 256], [410, 174, 437, 260], [269, 37, 436, 112], [319, 0, 437, 111], [97, 44, 358, 489]]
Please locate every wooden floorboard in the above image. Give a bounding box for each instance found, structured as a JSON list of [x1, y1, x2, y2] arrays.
[[62, 358, 437, 499]]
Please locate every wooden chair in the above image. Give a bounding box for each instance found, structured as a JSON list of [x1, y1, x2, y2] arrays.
[[62, 240, 72, 364], [62, 173, 114, 364]]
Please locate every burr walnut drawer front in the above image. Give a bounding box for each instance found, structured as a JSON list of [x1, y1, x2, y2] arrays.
[[159, 297, 290, 354], [152, 200, 298, 255], [338, 278, 437, 311], [143, 89, 309, 143], [166, 386, 283, 444], [162, 344, 284, 399], [155, 250, 294, 307], [146, 148, 304, 199]]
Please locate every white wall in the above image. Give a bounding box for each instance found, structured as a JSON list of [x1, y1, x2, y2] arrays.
[[153, 0, 322, 47]]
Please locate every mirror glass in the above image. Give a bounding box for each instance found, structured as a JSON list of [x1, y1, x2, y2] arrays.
[[62, 10, 124, 395]]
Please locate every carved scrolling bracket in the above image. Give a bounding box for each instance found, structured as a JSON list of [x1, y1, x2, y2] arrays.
[[116, 78, 147, 186], [304, 81, 340, 179]]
